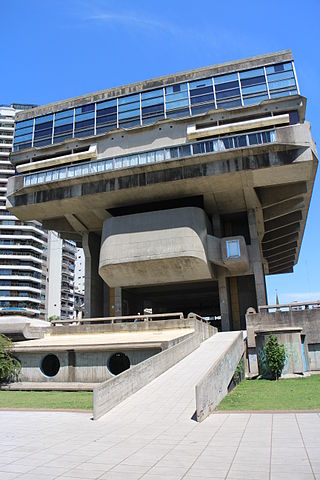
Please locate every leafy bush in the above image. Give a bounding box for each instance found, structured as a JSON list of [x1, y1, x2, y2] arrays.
[[264, 334, 286, 380], [0, 334, 21, 384]]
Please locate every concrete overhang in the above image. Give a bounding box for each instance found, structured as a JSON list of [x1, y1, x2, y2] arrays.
[[16, 144, 97, 174], [99, 207, 213, 287], [187, 114, 290, 140], [12, 328, 195, 353]]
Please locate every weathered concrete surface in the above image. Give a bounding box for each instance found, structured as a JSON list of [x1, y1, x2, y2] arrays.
[[99, 206, 251, 287], [13, 326, 195, 384], [195, 331, 244, 422], [1, 382, 94, 391], [246, 308, 320, 374], [15, 348, 162, 384], [256, 328, 304, 376], [93, 332, 201, 420], [99, 207, 213, 287], [0, 317, 50, 341]]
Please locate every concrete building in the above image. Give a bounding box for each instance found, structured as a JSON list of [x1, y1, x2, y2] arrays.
[[0, 105, 47, 319], [7, 50, 318, 330], [74, 247, 85, 294], [46, 231, 76, 320]]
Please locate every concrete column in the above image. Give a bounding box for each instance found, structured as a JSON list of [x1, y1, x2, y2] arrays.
[[212, 214, 222, 237], [114, 287, 122, 316], [218, 274, 231, 331], [248, 210, 267, 307], [83, 232, 106, 318]]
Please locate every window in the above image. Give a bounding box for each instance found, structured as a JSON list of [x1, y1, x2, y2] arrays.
[[141, 89, 164, 125], [226, 239, 240, 258]]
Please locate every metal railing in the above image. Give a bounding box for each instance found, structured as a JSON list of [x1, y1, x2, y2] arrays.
[[23, 129, 276, 187], [258, 300, 320, 312], [51, 312, 185, 326]]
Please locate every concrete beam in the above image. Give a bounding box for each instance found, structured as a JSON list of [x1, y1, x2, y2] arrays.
[[256, 182, 307, 208], [262, 234, 299, 252], [262, 197, 304, 221], [264, 211, 302, 233], [263, 241, 298, 258], [264, 248, 296, 262], [268, 254, 295, 267], [267, 258, 294, 270], [269, 265, 294, 274], [65, 214, 88, 233], [262, 224, 300, 243]]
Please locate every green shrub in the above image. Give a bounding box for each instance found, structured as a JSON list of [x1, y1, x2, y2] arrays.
[[234, 357, 244, 385], [0, 334, 21, 384], [264, 334, 286, 380]]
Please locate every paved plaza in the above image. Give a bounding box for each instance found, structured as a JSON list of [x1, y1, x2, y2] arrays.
[[1, 411, 319, 480], [0, 333, 319, 480]]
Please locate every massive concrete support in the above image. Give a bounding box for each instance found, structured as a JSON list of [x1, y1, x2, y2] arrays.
[[83, 233, 109, 318], [218, 275, 231, 331], [248, 210, 267, 307]]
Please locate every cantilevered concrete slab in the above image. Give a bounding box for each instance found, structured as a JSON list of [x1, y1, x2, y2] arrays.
[[6, 51, 318, 327]]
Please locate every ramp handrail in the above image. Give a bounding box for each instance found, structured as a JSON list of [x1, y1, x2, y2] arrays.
[[187, 312, 210, 324], [51, 312, 184, 326], [258, 300, 320, 312]]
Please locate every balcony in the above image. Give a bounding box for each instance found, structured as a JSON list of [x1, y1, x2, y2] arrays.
[[22, 129, 276, 187]]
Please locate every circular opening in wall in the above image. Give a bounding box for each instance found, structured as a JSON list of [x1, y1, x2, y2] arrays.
[[40, 354, 60, 377], [108, 352, 130, 375]]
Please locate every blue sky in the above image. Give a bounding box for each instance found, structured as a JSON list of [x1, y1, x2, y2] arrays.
[[1, 0, 319, 304]]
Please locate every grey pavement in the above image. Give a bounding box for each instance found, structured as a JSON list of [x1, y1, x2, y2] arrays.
[[0, 332, 319, 479]]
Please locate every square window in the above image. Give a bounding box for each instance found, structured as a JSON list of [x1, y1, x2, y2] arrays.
[[226, 239, 240, 258]]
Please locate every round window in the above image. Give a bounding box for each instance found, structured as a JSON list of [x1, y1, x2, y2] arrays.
[[108, 352, 130, 375], [40, 354, 60, 377]]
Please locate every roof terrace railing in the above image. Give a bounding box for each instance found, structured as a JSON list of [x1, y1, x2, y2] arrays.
[[258, 300, 320, 312], [23, 129, 276, 187], [51, 312, 185, 326]]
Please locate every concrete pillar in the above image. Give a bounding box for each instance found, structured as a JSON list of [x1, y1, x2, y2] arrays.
[[218, 274, 231, 331], [114, 288, 122, 316], [248, 210, 267, 307], [83, 232, 107, 318], [212, 214, 222, 237]]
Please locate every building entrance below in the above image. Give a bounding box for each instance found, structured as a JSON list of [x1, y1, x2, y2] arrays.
[[122, 280, 220, 320]]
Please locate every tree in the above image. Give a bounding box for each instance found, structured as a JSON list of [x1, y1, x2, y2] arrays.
[[0, 334, 21, 384], [264, 334, 286, 380]]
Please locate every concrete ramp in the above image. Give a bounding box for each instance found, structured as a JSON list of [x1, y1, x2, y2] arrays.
[[94, 331, 243, 422]]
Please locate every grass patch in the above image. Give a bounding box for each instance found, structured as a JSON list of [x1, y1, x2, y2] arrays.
[[0, 390, 92, 410], [217, 375, 320, 411]]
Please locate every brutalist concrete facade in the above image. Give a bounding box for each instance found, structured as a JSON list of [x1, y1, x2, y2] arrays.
[[6, 50, 318, 330]]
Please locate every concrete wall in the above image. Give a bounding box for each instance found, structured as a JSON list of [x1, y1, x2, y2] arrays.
[[16, 348, 161, 383], [93, 332, 202, 420], [50, 317, 198, 336], [195, 332, 244, 422], [246, 308, 320, 373], [308, 343, 320, 370], [99, 207, 213, 287], [256, 331, 304, 376]]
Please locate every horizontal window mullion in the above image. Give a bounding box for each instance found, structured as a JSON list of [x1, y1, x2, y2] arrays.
[[215, 89, 240, 100], [54, 124, 73, 134], [96, 115, 117, 125], [190, 94, 214, 105], [96, 106, 117, 116], [189, 85, 213, 96]]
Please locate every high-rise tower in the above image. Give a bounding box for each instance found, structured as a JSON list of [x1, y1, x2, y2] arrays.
[[0, 104, 47, 319]]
